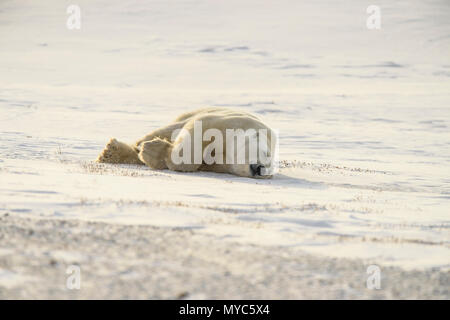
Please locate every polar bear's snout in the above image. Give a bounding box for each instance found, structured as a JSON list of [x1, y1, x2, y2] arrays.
[[250, 164, 273, 178], [250, 164, 263, 176]]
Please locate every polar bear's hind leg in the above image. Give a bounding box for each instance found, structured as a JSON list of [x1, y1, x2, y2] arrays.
[[97, 138, 143, 165], [139, 137, 201, 172]]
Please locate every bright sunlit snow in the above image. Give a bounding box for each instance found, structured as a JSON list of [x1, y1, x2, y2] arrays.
[[0, 0, 449, 271]]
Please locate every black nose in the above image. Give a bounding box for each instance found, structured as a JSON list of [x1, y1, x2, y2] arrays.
[[250, 164, 263, 176]]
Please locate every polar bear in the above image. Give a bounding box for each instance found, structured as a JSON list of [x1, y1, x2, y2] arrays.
[[96, 107, 277, 178]]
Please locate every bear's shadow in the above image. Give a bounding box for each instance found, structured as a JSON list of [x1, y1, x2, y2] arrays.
[[114, 164, 326, 190], [172, 170, 326, 190]]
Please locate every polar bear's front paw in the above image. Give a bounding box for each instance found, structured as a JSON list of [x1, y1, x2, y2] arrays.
[[97, 138, 121, 163], [138, 138, 171, 169]]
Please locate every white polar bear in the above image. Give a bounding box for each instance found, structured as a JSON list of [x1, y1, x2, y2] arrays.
[[96, 107, 278, 178]]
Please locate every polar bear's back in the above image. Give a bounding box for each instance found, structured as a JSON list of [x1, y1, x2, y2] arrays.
[[173, 107, 261, 123]]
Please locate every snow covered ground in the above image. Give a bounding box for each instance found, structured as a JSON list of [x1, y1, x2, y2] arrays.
[[0, 0, 449, 295]]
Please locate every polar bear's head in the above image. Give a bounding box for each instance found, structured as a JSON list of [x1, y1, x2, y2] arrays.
[[225, 128, 278, 179], [169, 117, 278, 179]]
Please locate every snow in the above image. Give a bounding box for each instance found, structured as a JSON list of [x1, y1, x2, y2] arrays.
[[0, 269, 35, 288], [0, 0, 449, 271]]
